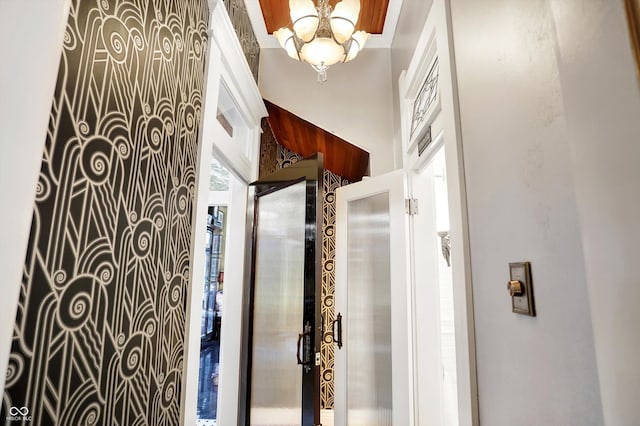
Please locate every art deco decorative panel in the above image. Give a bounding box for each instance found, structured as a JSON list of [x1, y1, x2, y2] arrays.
[[272, 145, 347, 409], [2, 0, 208, 424], [258, 118, 278, 178], [277, 144, 304, 169], [319, 168, 349, 409]]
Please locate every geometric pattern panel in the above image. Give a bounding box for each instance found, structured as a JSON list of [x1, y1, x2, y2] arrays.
[[258, 118, 278, 178], [277, 144, 304, 170], [273, 145, 348, 409], [319, 169, 349, 410], [2, 1, 208, 425]]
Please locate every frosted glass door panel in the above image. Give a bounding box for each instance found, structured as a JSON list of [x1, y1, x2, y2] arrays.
[[347, 193, 393, 425], [250, 181, 306, 426]]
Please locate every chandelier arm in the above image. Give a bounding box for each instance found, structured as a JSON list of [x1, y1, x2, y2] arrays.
[[292, 14, 321, 27], [287, 34, 304, 61], [293, 29, 318, 45], [329, 16, 356, 45], [342, 37, 359, 63], [292, 33, 313, 62], [330, 16, 356, 27]]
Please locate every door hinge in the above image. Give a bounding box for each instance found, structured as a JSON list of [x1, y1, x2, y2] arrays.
[[405, 198, 419, 215]]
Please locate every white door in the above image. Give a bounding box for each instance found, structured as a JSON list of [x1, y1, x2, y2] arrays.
[[334, 171, 443, 426]]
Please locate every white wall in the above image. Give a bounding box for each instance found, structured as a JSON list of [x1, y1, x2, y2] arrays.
[[0, 0, 70, 396], [449, 0, 603, 424], [258, 47, 395, 176], [548, 1, 640, 424]]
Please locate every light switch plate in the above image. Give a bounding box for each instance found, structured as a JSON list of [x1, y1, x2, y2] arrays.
[[509, 262, 536, 316]]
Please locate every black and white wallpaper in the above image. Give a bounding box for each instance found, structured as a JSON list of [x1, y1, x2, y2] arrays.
[[223, 0, 260, 82], [3, 0, 208, 424]]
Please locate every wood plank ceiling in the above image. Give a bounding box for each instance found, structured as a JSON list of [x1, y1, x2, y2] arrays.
[[265, 100, 370, 182], [258, 0, 390, 34]]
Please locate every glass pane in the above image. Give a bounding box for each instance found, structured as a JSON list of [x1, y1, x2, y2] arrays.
[[210, 158, 230, 191], [250, 181, 306, 425], [347, 193, 393, 425], [198, 204, 228, 420]]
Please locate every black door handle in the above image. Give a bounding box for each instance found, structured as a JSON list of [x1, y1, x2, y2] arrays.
[[296, 323, 312, 371], [332, 312, 343, 349], [296, 332, 308, 365], [296, 323, 312, 370]]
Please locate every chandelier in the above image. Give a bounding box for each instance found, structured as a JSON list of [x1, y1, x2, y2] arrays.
[[274, 0, 370, 83]]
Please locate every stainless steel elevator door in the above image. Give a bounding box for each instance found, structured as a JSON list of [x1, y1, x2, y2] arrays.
[[250, 181, 306, 425], [346, 193, 393, 425]]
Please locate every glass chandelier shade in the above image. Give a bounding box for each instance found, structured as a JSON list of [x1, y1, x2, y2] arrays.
[[274, 0, 370, 82], [290, 0, 319, 42], [330, 0, 360, 43]]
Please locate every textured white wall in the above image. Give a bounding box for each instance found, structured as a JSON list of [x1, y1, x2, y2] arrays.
[[258, 47, 395, 176], [449, 0, 603, 424], [548, 1, 640, 424], [0, 0, 70, 396]]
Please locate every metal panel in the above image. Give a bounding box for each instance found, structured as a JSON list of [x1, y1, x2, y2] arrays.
[[346, 193, 393, 425]]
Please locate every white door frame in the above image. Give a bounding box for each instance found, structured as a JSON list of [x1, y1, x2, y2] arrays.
[[399, 0, 479, 424], [181, 1, 267, 424]]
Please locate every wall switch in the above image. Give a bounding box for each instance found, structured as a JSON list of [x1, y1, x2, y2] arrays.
[[508, 262, 536, 316]]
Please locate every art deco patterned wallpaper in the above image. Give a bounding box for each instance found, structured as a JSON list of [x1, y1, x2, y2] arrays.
[[260, 141, 349, 409], [223, 0, 260, 82], [2, 0, 208, 424]]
